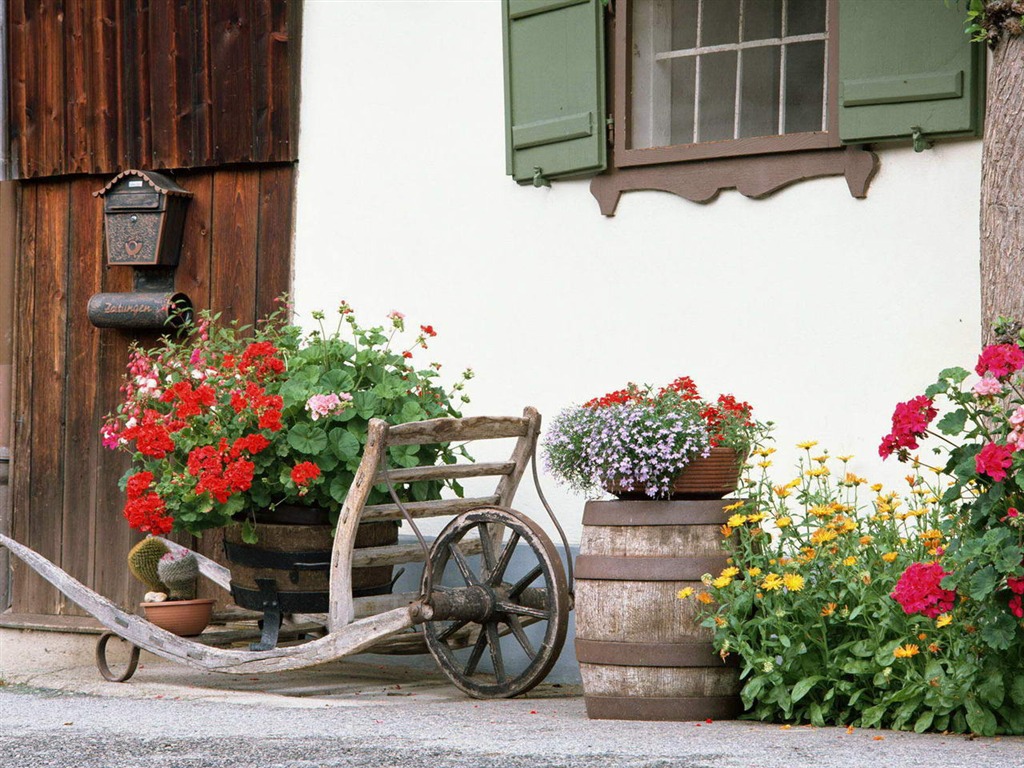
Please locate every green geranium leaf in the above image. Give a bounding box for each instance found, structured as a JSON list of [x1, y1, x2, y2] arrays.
[[329, 475, 351, 504], [967, 565, 997, 601], [924, 380, 948, 398], [329, 428, 361, 461], [936, 409, 968, 436], [241, 520, 258, 545], [400, 400, 425, 424], [977, 670, 1005, 708], [353, 390, 380, 419], [287, 423, 328, 455], [981, 613, 1017, 650], [938, 366, 970, 384], [1011, 675, 1024, 707]]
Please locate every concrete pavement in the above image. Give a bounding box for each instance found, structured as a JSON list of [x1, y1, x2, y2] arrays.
[[3, 628, 1024, 768]]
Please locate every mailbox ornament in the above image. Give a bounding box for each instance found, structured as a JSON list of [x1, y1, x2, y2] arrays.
[[93, 169, 193, 267]]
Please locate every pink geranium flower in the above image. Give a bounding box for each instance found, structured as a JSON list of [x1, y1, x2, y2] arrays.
[[305, 392, 353, 421], [879, 395, 937, 459], [973, 375, 1004, 396]]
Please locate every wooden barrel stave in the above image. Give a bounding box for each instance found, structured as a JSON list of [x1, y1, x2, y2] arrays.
[[576, 499, 742, 721]]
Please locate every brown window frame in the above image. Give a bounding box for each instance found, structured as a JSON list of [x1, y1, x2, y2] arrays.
[[591, 0, 875, 215], [615, 0, 841, 165]]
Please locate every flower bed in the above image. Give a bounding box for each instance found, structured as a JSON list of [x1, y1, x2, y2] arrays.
[[689, 325, 1024, 735]]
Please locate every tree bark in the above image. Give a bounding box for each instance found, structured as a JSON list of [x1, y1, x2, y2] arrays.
[[981, 36, 1024, 341]]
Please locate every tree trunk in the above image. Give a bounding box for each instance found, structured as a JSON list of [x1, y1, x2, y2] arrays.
[[981, 36, 1024, 342]]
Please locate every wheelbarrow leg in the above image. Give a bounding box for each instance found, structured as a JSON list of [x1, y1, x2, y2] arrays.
[[250, 578, 283, 651], [95, 632, 141, 682]]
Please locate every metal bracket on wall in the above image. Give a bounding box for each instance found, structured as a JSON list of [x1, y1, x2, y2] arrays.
[[911, 126, 933, 153], [532, 167, 551, 188]]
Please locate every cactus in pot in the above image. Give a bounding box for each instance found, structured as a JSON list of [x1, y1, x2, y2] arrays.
[[127, 536, 169, 594], [157, 549, 199, 601]]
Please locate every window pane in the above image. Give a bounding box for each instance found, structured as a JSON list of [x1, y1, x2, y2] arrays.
[[742, 0, 781, 42], [671, 0, 698, 50], [786, 0, 826, 36], [739, 47, 780, 138], [784, 41, 824, 133], [701, 0, 740, 46], [698, 51, 737, 142], [670, 57, 696, 145]]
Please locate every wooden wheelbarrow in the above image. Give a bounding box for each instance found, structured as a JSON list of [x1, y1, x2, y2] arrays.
[[0, 409, 574, 698]]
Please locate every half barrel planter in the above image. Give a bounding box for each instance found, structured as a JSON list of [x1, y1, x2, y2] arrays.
[[575, 499, 742, 721]]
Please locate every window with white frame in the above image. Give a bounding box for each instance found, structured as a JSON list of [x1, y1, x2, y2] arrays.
[[622, 0, 838, 164]]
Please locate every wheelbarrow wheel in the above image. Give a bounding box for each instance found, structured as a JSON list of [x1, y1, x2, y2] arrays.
[[423, 506, 570, 699]]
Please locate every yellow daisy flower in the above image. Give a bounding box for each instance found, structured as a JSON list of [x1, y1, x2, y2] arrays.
[[747, 567, 762, 577], [761, 573, 784, 591], [776, 516, 792, 528], [697, 591, 715, 604], [936, 614, 952, 628], [712, 575, 733, 589], [881, 552, 898, 563], [796, 441, 819, 450], [720, 566, 740, 579], [782, 573, 805, 591], [842, 556, 857, 567], [723, 500, 746, 512], [677, 587, 694, 599]]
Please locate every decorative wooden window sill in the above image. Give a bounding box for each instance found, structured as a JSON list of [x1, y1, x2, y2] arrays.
[[589, 144, 878, 216]]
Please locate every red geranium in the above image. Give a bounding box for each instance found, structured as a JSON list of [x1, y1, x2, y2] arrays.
[[291, 462, 321, 488]]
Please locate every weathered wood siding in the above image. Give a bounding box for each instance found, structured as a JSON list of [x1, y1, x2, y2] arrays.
[[10, 166, 294, 615], [7, 0, 301, 179]]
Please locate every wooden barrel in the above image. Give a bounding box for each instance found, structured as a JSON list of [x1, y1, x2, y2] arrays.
[[223, 506, 398, 614], [575, 499, 742, 721]]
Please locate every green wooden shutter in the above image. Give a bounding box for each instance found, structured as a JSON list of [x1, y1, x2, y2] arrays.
[[839, 0, 985, 145], [502, 0, 606, 184]]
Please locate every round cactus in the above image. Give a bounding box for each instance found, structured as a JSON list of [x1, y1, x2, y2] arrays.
[[127, 537, 170, 593]]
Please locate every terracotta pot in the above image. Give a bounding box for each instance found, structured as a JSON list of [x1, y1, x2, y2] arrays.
[[606, 446, 744, 500], [141, 598, 215, 637]]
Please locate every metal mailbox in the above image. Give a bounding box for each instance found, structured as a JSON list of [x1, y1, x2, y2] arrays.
[[93, 169, 193, 267]]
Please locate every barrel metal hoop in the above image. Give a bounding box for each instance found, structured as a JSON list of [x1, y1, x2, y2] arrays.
[[575, 638, 738, 668], [582, 499, 742, 526], [574, 555, 726, 581], [222, 540, 332, 572], [583, 694, 742, 722]]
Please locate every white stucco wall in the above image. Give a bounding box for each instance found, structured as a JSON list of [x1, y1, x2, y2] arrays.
[[293, 0, 982, 544]]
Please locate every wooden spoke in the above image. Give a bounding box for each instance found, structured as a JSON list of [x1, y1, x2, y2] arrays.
[[496, 599, 549, 621], [449, 543, 480, 587], [510, 564, 543, 598], [488, 530, 521, 586], [505, 615, 537, 659], [486, 622, 506, 686], [477, 522, 498, 580], [436, 618, 469, 643], [464, 631, 488, 677]]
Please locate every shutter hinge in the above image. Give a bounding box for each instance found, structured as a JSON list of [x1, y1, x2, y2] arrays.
[[532, 167, 551, 188], [606, 116, 614, 145], [910, 126, 933, 153]]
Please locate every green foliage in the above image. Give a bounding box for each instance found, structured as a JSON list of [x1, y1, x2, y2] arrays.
[[691, 437, 1024, 735], [104, 300, 474, 536]]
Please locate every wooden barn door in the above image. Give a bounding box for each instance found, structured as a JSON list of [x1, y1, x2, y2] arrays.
[[2, 0, 301, 619], [9, 167, 294, 617]]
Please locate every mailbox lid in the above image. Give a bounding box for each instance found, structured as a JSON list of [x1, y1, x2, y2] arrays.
[[104, 182, 163, 211]]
